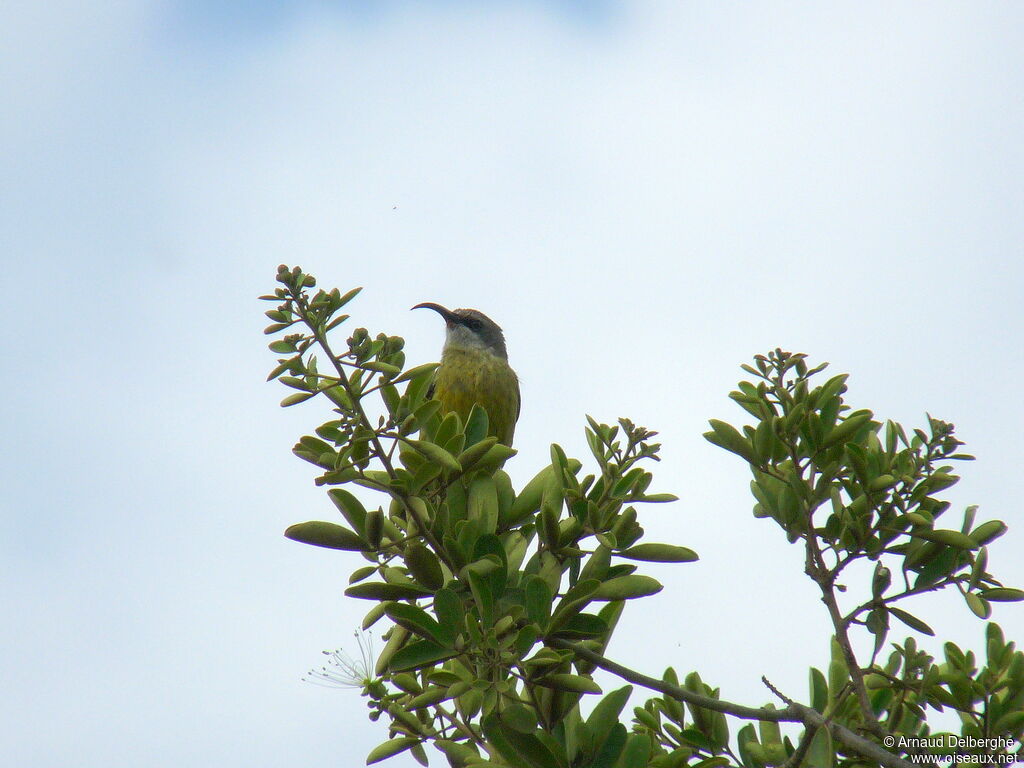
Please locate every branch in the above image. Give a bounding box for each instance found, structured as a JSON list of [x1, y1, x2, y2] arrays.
[[761, 678, 818, 768], [434, 704, 486, 750], [550, 639, 915, 768], [842, 576, 957, 625], [781, 725, 816, 768], [551, 638, 786, 721], [818, 580, 882, 734], [293, 293, 458, 573], [804, 524, 882, 736], [778, 423, 881, 735]]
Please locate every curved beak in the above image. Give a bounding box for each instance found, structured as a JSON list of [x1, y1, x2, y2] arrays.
[[411, 302, 458, 325]]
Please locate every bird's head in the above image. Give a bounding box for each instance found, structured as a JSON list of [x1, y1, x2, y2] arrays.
[[412, 302, 509, 360]]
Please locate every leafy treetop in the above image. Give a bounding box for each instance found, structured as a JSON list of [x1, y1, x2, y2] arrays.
[[262, 266, 1023, 768]]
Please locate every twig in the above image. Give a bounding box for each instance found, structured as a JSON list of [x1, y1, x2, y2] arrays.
[[434, 704, 487, 750], [763, 677, 817, 768], [550, 639, 915, 768], [804, 524, 882, 736], [782, 725, 817, 768], [842, 577, 956, 625]]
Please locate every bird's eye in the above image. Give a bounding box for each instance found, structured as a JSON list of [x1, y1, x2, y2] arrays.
[[467, 319, 482, 330]]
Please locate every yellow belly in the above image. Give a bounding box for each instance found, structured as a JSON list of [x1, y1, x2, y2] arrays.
[[433, 347, 520, 446]]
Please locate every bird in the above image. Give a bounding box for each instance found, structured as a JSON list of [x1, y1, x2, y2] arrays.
[[411, 303, 520, 447]]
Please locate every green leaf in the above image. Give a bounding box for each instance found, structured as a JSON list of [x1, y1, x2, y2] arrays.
[[284, 521, 366, 551], [580, 544, 612, 583], [612, 468, 644, 499], [433, 411, 462, 449], [970, 520, 1008, 546], [690, 758, 729, 768], [636, 493, 678, 503], [432, 588, 462, 637], [364, 509, 384, 548], [433, 740, 480, 766], [458, 436, 499, 472], [809, 667, 827, 713], [264, 323, 296, 335], [542, 673, 602, 694], [591, 723, 627, 768], [280, 376, 314, 391], [889, 607, 935, 636], [966, 592, 992, 619], [328, 488, 368, 534], [820, 409, 873, 449], [549, 612, 607, 639], [913, 529, 979, 550], [409, 439, 462, 472], [592, 575, 663, 601], [525, 576, 553, 628], [868, 474, 897, 492], [349, 565, 376, 584], [980, 587, 1024, 602], [345, 582, 434, 601], [633, 706, 660, 733], [366, 737, 419, 764], [280, 392, 315, 407], [550, 442, 569, 471], [992, 710, 1024, 735], [969, 547, 989, 590], [324, 314, 349, 332], [736, 724, 762, 768], [805, 724, 834, 768], [816, 373, 848, 405], [710, 710, 729, 752], [865, 607, 889, 660], [266, 358, 296, 381], [926, 472, 958, 492], [472, 442, 517, 472], [466, 568, 494, 625], [392, 361, 439, 384], [412, 398, 442, 426], [505, 465, 556, 527], [548, 579, 599, 632], [409, 743, 428, 767], [380, 382, 400, 414], [617, 543, 698, 563], [324, 385, 353, 409], [872, 563, 892, 599], [758, 707, 782, 748], [468, 474, 500, 534], [361, 602, 388, 631], [482, 714, 564, 768], [493, 470, 516, 520], [385, 603, 449, 645], [500, 702, 537, 734], [703, 420, 758, 464], [336, 286, 362, 308], [613, 732, 651, 768], [465, 404, 490, 448], [473, 529, 507, 568], [405, 542, 444, 590], [586, 685, 633, 748], [388, 639, 455, 673]]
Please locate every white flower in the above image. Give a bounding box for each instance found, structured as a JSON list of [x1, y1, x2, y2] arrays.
[[303, 630, 376, 689]]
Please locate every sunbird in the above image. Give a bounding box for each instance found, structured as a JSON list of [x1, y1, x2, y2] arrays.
[[412, 303, 520, 447]]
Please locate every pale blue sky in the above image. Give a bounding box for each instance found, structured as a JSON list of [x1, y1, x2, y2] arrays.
[[3, 2, 1023, 766]]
